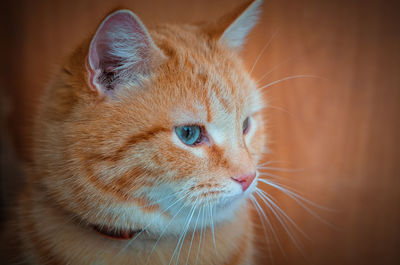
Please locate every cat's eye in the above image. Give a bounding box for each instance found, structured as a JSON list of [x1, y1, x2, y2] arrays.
[[243, 117, 250, 134], [175, 125, 202, 146]]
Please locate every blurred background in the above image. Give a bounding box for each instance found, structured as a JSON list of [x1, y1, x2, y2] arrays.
[[1, 0, 399, 264]]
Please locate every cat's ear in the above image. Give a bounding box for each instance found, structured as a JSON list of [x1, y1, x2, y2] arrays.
[[207, 0, 263, 49], [87, 10, 165, 96]]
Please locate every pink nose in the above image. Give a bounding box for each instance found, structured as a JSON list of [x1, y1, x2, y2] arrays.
[[232, 173, 256, 191]]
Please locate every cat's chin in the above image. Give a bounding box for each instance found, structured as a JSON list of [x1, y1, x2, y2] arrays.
[[213, 182, 256, 222], [75, 184, 256, 242], [213, 195, 247, 223], [109, 179, 259, 238]]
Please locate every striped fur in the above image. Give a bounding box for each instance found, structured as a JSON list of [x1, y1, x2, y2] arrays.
[[8, 1, 266, 264]]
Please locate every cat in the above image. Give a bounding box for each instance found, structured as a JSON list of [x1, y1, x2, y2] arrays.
[[5, 0, 267, 264]]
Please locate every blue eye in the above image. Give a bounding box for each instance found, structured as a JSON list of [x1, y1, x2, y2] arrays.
[[175, 125, 202, 146]]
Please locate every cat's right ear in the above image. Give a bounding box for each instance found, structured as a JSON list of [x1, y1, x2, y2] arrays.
[[205, 0, 262, 50], [87, 10, 165, 97]]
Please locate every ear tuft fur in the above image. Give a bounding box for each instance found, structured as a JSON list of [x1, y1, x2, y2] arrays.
[[87, 10, 164, 96]]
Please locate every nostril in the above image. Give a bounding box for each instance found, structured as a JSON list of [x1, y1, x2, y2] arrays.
[[232, 172, 256, 192]]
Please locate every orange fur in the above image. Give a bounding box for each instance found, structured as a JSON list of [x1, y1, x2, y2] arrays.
[[7, 1, 267, 264]]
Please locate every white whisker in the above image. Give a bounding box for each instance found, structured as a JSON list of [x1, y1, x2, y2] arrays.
[[254, 190, 306, 257], [256, 189, 310, 240], [256, 56, 295, 83], [137, 190, 183, 209], [258, 166, 302, 173], [257, 160, 291, 168], [250, 195, 282, 261], [185, 202, 202, 265], [250, 30, 280, 75], [264, 104, 298, 119], [118, 193, 187, 257], [169, 201, 198, 265], [195, 206, 205, 265], [258, 178, 337, 214], [145, 200, 189, 265], [208, 201, 218, 256], [258, 74, 324, 92]]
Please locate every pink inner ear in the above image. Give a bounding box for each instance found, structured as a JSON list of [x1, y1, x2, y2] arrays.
[[87, 10, 155, 93], [89, 11, 142, 70]]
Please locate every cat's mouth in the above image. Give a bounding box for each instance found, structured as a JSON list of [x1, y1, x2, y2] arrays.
[[92, 224, 143, 240]]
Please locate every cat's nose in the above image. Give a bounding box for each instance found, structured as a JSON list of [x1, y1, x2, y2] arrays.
[[232, 172, 256, 191]]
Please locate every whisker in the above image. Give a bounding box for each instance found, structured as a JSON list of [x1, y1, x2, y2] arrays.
[[176, 200, 199, 265], [258, 176, 307, 197], [195, 206, 205, 265], [257, 172, 300, 188], [118, 193, 187, 256], [258, 74, 324, 92], [254, 191, 306, 257], [256, 189, 310, 241], [258, 166, 302, 173], [258, 172, 285, 180], [185, 202, 202, 265], [251, 194, 284, 249], [258, 178, 337, 214], [250, 29, 280, 75], [170, 201, 198, 265], [144, 200, 189, 265], [250, 195, 282, 262], [256, 56, 296, 83], [263, 104, 298, 119], [137, 190, 183, 209], [208, 201, 218, 256], [257, 160, 291, 168]]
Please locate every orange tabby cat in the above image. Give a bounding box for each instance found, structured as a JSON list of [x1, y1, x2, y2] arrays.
[[7, 0, 266, 264]]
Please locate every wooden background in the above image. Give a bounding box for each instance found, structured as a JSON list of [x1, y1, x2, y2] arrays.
[[1, 0, 399, 264]]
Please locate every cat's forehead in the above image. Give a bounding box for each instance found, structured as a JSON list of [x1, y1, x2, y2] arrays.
[[170, 91, 234, 126], [152, 25, 248, 80], [150, 26, 259, 110], [165, 71, 260, 131]]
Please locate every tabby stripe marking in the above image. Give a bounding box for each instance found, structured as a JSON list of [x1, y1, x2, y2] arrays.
[[87, 126, 169, 162]]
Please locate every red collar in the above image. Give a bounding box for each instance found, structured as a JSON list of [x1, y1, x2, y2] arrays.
[[93, 224, 142, 240]]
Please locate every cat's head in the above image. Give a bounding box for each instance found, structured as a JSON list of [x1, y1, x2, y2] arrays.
[[34, 0, 266, 235]]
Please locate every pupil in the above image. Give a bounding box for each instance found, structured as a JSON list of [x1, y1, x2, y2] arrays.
[[243, 117, 249, 133], [184, 127, 192, 139]]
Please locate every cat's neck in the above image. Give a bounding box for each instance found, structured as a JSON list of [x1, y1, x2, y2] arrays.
[[17, 185, 255, 265]]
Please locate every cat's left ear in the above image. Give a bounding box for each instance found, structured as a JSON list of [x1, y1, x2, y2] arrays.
[[87, 10, 165, 96], [206, 0, 263, 49]]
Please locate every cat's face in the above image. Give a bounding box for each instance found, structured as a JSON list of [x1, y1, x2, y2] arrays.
[[36, 2, 265, 236]]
